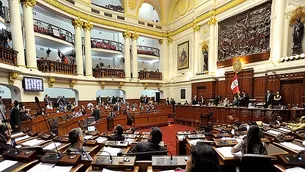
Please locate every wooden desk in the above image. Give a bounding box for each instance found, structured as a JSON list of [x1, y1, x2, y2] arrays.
[[0, 159, 39, 172], [58, 115, 89, 136], [89, 118, 107, 133], [175, 106, 290, 125], [108, 115, 127, 131], [132, 112, 168, 128]]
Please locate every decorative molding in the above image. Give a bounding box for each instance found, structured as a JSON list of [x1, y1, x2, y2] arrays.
[[201, 41, 208, 51], [128, 0, 137, 10], [82, 21, 93, 31], [208, 17, 217, 25], [233, 59, 242, 73], [143, 83, 148, 89], [72, 17, 83, 28], [21, 0, 36, 7], [131, 33, 139, 40], [158, 39, 164, 45], [69, 79, 77, 88], [118, 82, 124, 89], [157, 84, 161, 90], [8, 72, 19, 85], [123, 31, 131, 38], [193, 25, 201, 32], [101, 81, 105, 89], [48, 77, 56, 87], [168, 37, 173, 43], [290, 6, 305, 26]]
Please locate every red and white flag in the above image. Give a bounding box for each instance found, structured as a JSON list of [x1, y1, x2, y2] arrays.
[[231, 73, 239, 94]]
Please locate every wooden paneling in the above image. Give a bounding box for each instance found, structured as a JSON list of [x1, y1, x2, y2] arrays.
[[281, 80, 303, 105], [267, 75, 280, 93], [253, 77, 266, 101], [192, 81, 215, 99]]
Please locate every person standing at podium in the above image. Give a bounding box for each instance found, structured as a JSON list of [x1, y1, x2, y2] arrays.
[[231, 125, 267, 155], [108, 124, 125, 141], [0, 124, 15, 154], [67, 128, 92, 160], [129, 127, 167, 160], [185, 144, 220, 172], [9, 100, 21, 133]]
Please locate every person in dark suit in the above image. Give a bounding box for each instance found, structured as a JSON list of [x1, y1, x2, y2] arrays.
[[129, 127, 167, 160], [264, 89, 273, 108], [67, 128, 92, 160], [108, 124, 125, 141], [92, 105, 100, 121], [96, 95, 102, 105], [10, 100, 21, 133], [192, 95, 198, 105], [240, 90, 250, 107], [112, 96, 116, 104], [0, 124, 16, 155], [144, 95, 149, 104]]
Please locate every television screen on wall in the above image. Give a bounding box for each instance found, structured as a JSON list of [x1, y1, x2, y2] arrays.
[[22, 77, 44, 92]]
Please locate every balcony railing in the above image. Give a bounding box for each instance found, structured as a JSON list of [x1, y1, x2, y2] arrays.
[[37, 60, 77, 75], [92, 3, 124, 13], [0, 46, 18, 66], [137, 45, 160, 57], [93, 68, 125, 78], [91, 38, 123, 52], [33, 19, 74, 44], [138, 70, 162, 80]]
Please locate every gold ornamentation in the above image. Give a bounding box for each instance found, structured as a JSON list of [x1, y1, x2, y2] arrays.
[[128, 0, 137, 10], [157, 84, 161, 90], [158, 39, 164, 45], [123, 31, 131, 38], [8, 72, 19, 85], [82, 21, 93, 31], [48, 77, 55, 87], [131, 33, 139, 40], [21, 0, 36, 7], [290, 6, 305, 26], [118, 82, 124, 89], [69, 80, 76, 88], [72, 17, 83, 28], [168, 37, 173, 43], [233, 59, 242, 73], [143, 83, 148, 89], [201, 41, 208, 51], [193, 25, 201, 32], [208, 17, 217, 25], [101, 81, 105, 89]]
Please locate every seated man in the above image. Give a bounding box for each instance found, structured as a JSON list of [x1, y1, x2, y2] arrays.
[[108, 124, 125, 141], [0, 124, 16, 154], [129, 127, 167, 160], [67, 128, 92, 160], [286, 116, 305, 132]]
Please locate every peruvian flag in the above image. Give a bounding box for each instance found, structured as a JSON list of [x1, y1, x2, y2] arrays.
[[231, 73, 239, 94]]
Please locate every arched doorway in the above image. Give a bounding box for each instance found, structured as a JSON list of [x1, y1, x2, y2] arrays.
[[0, 84, 21, 110], [96, 89, 126, 104], [44, 88, 79, 107], [140, 89, 162, 103]]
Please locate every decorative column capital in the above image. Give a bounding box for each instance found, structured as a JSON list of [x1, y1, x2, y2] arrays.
[[82, 21, 93, 31], [72, 18, 83, 28], [69, 79, 77, 88], [8, 72, 19, 85], [201, 41, 209, 52], [168, 37, 173, 43], [118, 82, 124, 89], [131, 33, 139, 40], [101, 81, 105, 89], [143, 83, 148, 89], [158, 39, 164, 45], [21, 0, 36, 7], [208, 17, 217, 25], [48, 77, 56, 87], [123, 31, 131, 38], [193, 25, 201, 32]]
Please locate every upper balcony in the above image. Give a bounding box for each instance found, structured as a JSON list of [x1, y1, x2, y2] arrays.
[[34, 19, 74, 45], [137, 45, 160, 58], [91, 38, 123, 53]]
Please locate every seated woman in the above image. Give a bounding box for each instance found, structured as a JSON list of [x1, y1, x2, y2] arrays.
[[231, 125, 267, 155], [185, 144, 220, 172]]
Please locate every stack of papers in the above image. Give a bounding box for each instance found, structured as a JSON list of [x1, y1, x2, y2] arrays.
[[215, 147, 242, 158], [0, 160, 18, 171], [15, 135, 30, 142], [279, 128, 291, 133], [11, 132, 24, 138], [101, 147, 121, 156], [21, 139, 45, 146], [221, 137, 236, 141], [188, 139, 204, 146], [266, 130, 281, 135], [28, 163, 73, 172], [43, 142, 61, 150], [96, 137, 108, 143], [84, 135, 93, 140], [125, 138, 135, 144], [280, 142, 305, 151]]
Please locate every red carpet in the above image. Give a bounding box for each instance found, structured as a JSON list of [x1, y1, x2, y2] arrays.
[[137, 123, 195, 155]]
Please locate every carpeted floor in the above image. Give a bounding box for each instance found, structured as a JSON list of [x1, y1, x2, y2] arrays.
[[136, 123, 195, 155]]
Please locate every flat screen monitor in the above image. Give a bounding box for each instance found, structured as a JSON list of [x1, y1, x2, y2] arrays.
[[23, 77, 44, 92]]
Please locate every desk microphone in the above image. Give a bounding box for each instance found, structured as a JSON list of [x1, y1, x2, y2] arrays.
[[125, 150, 173, 162], [66, 149, 92, 161], [297, 150, 305, 160], [35, 96, 61, 161]]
